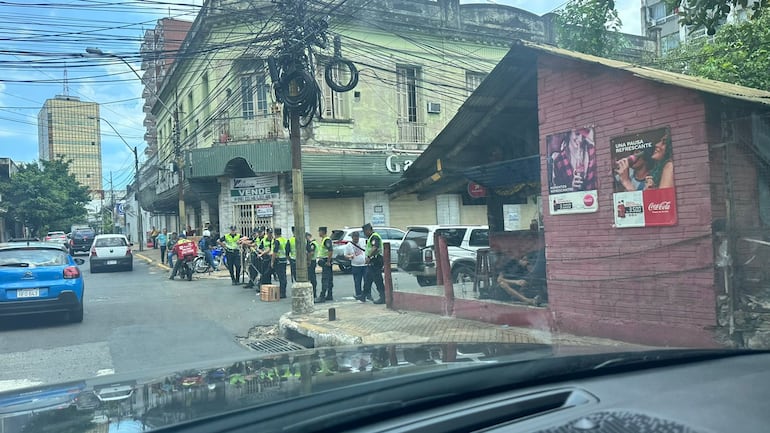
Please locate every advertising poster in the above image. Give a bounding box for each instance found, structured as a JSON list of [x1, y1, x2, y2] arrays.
[[546, 126, 599, 215], [610, 127, 677, 228], [230, 175, 279, 203]]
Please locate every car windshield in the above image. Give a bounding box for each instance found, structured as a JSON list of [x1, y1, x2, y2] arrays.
[[2, 0, 769, 431], [0, 249, 68, 267]]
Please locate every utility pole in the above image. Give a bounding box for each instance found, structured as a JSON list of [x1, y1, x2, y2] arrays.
[[110, 171, 115, 234], [84, 48, 182, 238], [273, 0, 357, 312]]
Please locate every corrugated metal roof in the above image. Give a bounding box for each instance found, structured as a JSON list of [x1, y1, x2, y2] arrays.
[[517, 39, 770, 106], [391, 39, 770, 196], [187, 141, 291, 178]]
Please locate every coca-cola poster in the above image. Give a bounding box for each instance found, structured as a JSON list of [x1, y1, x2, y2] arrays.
[[546, 126, 599, 215], [610, 127, 677, 228]]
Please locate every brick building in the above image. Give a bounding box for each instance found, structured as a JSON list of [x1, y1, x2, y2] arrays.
[[393, 40, 770, 348]]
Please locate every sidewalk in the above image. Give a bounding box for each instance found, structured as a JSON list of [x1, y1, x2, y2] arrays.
[[136, 252, 647, 351], [279, 300, 650, 351]]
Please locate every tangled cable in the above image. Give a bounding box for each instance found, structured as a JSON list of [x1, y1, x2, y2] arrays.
[[275, 68, 321, 128]]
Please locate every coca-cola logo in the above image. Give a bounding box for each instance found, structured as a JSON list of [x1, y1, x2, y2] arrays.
[[648, 201, 672, 212]]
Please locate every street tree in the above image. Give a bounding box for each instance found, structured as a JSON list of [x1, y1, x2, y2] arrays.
[[554, 0, 624, 58], [667, 0, 764, 36], [0, 157, 91, 236], [653, 12, 770, 92]]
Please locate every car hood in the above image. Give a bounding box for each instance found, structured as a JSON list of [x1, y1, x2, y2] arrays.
[[0, 342, 559, 432]]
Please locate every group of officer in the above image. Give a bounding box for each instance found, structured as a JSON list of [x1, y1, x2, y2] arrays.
[[215, 223, 386, 304]]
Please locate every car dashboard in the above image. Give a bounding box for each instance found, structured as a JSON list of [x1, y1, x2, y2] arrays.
[[153, 351, 770, 433]]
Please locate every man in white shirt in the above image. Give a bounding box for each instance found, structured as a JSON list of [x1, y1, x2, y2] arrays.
[[345, 231, 368, 302]]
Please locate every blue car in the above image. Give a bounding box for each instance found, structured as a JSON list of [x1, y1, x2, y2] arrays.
[[0, 242, 84, 323]]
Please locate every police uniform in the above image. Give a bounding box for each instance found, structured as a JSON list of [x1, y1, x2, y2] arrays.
[[362, 224, 385, 304], [243, 229, 263, 289], [315, 227, 334, 302], [306, 234, 318, 298], [219, 227, 242, 285], [272, 228, 289, 298], [259, 229, 273, 285], [288, 227, 297, 283]]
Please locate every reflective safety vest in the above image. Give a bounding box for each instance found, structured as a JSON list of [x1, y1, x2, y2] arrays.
[[308, 240, 318, 261], [275, 236, 288, 259], [288, 236, 296, 260], [366, 232, 383, 257], [224, 233, 240, 250], [317, 236, 331, 260]]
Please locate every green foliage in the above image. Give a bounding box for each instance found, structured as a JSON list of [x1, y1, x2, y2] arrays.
[[554, 0, 625, 58], [653, 12, 770, 91], [666, 0, 764, 35], [0, 157, 91, 235]]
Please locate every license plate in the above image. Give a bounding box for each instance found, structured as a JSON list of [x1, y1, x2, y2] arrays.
[[17, 288, 40, 298], [107, 260, 118, 265]]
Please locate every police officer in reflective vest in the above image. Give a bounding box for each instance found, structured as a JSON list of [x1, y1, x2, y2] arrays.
[[362, 223, 386, 304], [315, 226, 334, 303], [218, 226, 242, 285], [288, 226, 297, 283], [272, 228, 289, 299], [243, 227, 263, 289], [306, 232, 318, 298], [258, 228, 273, 286]]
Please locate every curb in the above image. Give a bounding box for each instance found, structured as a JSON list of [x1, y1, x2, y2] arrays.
[[135, 253, 171, 271], [279, 311, 363, 347]]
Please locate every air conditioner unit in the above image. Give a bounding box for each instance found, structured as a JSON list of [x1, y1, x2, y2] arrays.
[[427, 102, 441, 114]]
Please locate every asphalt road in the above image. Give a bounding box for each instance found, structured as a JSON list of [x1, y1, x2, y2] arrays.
[[0, 252, 416, 391]]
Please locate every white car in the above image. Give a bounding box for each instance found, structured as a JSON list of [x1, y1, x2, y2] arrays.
[[331, 227, 405, 272], [89, 234, 133, 273]]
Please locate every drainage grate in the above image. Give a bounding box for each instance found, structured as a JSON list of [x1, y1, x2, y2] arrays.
[[246, 337, 306, 354]]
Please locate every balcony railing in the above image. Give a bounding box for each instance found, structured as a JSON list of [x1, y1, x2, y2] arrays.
[[397, 120, 426, 144], [216, 113, 285, 144]]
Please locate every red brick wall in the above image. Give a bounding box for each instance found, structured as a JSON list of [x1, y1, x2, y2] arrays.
[[537, 56, 718, 347]]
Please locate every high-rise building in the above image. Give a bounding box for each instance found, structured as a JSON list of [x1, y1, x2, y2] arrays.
[[38, 95, 102, 197], [140, 18, 192, 156]]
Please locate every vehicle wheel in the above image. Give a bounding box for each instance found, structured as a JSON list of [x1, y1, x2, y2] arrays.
[[416, 276, 436, 287], [67, 304, 84, 323], [398, 240, 424, 272], [452, 264, 475, 284], [194, 257, 208, 273]]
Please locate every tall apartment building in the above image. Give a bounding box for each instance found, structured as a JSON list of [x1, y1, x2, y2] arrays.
[[140, 18, 192, 156], [642, 0, 759, 54], [38, 95, 102, 197]]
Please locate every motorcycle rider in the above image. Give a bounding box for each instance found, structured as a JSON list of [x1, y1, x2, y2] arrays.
[[200, 230, 218, 271], [170, 233, 198, 280]]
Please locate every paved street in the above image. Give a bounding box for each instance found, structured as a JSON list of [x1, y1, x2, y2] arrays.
[[0, 253, 415, 391]]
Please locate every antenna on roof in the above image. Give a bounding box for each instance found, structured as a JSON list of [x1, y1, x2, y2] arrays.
[[63, 64, 70, 96]]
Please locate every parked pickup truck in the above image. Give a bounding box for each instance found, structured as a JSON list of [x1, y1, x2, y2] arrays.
[[397, 225, 489, 286]]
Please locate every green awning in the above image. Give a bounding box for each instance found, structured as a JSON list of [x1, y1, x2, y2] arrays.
[[187, 141, 291, 179], [301, 152, 411, 195]]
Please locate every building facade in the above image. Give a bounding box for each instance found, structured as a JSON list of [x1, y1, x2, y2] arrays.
[[642, 0, 759, 54], [140, 18, 193, 157], [138, 0, 653, 237], [38, 95, 102, 198], [395, 40, 770, 348]]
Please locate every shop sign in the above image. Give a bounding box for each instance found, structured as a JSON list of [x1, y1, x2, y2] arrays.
[[372, 213, 385, 225], [385, 155, 414, 173], [230, 175, 279, 203], [467, 182, 487, 198], [256, 204, 274, 218]]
